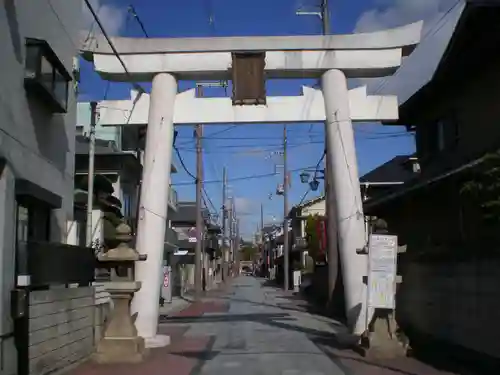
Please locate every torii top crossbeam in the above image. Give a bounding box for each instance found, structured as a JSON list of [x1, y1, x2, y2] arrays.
[[81, 22, 423, 81]]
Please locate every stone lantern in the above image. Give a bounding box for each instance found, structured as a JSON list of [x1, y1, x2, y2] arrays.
[[92, 223, 148, 364]]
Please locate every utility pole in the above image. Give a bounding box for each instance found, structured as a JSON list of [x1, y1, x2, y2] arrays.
[[283, 124, 290, 291], [322, 0, 330, 34], [235, 218, 240, 275], [227, 198, 233, 277], [86, 101, 97, 247], [221, 167, 228, 281], [195, 86, 204, 299], [298, 0, 337, 305], [231, 197, 236, 267], [260, 203, 264, 270], [260, 203, 264, 243], [260, 203, 267, 275]]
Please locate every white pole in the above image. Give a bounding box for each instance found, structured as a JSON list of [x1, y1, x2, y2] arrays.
[[322, 69, 370, 336], [85, 101, 97, 247], [131, 73, 177, 348]]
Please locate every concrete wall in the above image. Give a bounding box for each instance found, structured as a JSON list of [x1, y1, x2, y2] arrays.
[[372, 177, 499, 359], [0, 2, 82, 374], [28, 287, 94, 375], [397, 258, 500, 359]]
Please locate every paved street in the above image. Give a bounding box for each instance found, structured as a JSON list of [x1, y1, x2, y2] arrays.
[[175, 276, 346, 375], [73, 276, 466, 375], [159, 276, 462, 375]]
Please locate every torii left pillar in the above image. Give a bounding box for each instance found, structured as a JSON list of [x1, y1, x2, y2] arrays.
[[131, 73, 177, 347]]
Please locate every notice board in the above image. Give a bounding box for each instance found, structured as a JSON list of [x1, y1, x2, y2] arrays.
[[367, 234, 398, 309]]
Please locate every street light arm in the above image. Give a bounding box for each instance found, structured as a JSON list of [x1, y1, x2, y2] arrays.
[[296, 10, 323, 19]]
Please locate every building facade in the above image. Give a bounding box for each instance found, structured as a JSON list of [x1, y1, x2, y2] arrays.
[[0, 1, 83, 374], [365, 1, 500, 362]]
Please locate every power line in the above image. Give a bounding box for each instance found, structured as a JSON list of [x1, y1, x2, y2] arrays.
[[175, 132, 412, 153], [128, 5, 149, 37], [176, 133, 324, 140], [373, 0, 462, 95], [174, 145, 197, 181], [119, 3, 219, 222], [202, 187, 218, 215], [172, 165, 318, 186], [83, 0, 145, 94], [178, 140, 325, 150]]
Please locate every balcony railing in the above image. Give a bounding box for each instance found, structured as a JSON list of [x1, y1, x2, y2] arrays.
[[295, 237, 308, 249], [168, 186, 178, 210], [165, 227, 178, 246]]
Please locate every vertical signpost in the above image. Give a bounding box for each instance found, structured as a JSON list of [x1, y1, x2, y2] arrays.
[[162, 265, 172, 304], [363, 232, 406, 357]]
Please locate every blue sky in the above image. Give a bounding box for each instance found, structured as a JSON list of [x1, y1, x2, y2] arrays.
[[80, 0, 449, 238]]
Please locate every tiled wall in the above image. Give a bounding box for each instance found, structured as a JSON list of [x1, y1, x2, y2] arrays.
[[28, 287, 95, 375]]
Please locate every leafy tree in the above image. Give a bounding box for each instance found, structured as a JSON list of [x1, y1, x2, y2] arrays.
[[240, 245, 258, 261], [460, 150, 500, 226], [305, 214, 324, 261]]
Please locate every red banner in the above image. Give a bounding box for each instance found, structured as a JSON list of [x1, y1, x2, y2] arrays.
[[316, 217, 327, 258]]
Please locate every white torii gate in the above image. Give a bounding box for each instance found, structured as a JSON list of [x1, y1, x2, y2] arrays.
[[82, 21, 423, 347]]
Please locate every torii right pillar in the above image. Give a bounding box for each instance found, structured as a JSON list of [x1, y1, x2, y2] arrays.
[[322, 69, 369, 335]]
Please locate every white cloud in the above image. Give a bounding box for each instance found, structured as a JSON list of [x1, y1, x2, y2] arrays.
[[82, 0, 127, 36], [354, 0, 458, 34], [352, 0, 462, 91], [233, 197, 254, 214]]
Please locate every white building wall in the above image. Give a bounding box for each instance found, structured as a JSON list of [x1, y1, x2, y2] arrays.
[[77, 102, 121, 146], [0, 1, 82, 374], [300, 199, 326, 238]]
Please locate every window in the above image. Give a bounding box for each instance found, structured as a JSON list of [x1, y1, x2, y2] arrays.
[[16, 202, 51, 243], [24, 38, 72, 113], [122, 193, 132, 217], [76, 126, 84, 136], [419, 116, 460, 159], [437, 120, 446, 152], [437, 117, 460, 151]]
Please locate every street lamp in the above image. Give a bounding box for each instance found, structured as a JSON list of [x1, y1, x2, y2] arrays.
[[309, 179, 320, 192], [299, 168, 325, 191], [300, 171, 310, 184]]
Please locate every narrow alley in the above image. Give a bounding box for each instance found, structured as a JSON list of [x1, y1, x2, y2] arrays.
[[73, 276, 467, 375], [172, 276, 346, 375]]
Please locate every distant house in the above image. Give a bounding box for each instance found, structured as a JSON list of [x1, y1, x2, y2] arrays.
[[359, 155, 419, 202], [289, 195, 324, 239], [72, 136, 144, 246], [288, 195, 325, 265], [170, 202, 220, 293], [75, 105, 179, 248]]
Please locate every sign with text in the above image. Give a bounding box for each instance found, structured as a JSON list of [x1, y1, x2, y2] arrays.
[[367, 234, 398, 309]]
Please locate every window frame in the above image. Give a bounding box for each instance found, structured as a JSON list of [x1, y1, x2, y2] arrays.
[[24, 38, 72, 113]]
